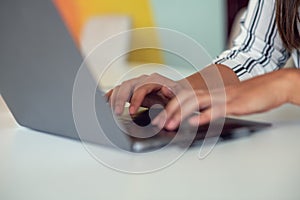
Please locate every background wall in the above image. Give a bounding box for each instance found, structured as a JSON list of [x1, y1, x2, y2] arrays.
[[151, 0, 226, 64], [55, 0, 226, 68]]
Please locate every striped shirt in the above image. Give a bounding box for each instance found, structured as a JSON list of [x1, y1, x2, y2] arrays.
[[214, 0, 300, 81]]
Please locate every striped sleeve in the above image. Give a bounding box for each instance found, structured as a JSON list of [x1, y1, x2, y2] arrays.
[[213, 0, 290, 81]]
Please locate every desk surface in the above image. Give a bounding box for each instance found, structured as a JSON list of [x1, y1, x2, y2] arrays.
[[1, 95, 300, 200]]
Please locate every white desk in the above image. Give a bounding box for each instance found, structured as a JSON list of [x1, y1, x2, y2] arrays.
[[1, 95, 300, 200]]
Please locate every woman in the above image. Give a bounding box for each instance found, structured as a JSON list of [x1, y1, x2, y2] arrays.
[[107, 0, 300, 130]]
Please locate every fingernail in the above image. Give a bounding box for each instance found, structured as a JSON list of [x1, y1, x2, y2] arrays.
[[115, 107, 122, 115], [158, 121, 165, 129], [189, 119, 197, 126], [166, 120, 177, 130], [189, 118, 200, 126], [152, 117, 159, 125], [129, 106, 135, 114], [155, 113, 166, 128]]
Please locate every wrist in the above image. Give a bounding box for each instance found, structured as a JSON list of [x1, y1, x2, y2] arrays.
[[283, 69, 300, 105], [177, 76, 203, 91], [178, 64, 241, 91]]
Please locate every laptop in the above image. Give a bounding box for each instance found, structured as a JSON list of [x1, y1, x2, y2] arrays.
[[0, 0, 271, 152]]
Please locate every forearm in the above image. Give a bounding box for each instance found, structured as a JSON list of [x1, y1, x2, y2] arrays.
[[179, 64, 240, 90], [286, 69, 300, 105]]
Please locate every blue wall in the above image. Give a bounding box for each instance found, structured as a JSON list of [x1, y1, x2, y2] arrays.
[[151, 0, 226, 68]]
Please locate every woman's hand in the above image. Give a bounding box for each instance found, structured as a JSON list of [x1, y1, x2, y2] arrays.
[[153, 69, 299, 130], [106, 64, 240, 116], [106, 73, 188, 115]]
